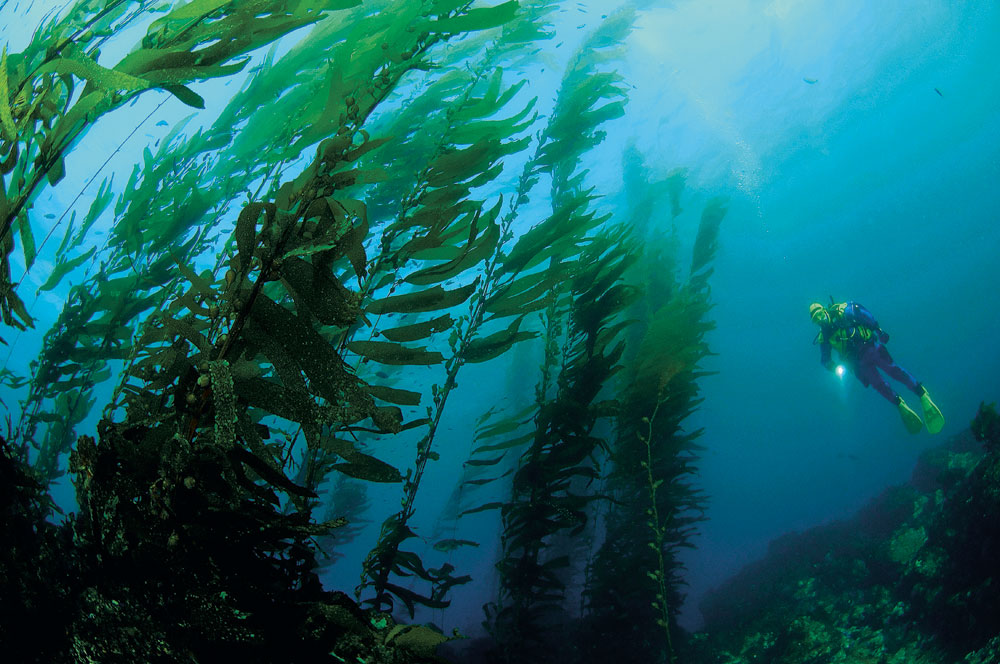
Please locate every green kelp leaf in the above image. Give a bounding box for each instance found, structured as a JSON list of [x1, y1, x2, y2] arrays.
[[163, 84, 205, 109], [380, 314, 453, 343], [473, 431, 534, 454], [70, 177, 114, 251], [47, 157, 66, 185], [0, 48, 17, 142], [366, 278, 478, 315], [229, 448, 317, 498], [319, 438, 403, 483], [461, 501, 504, 516], [691, 196, 728, 278], [500, 194, 590, 275], [17, 214, 35, 271], [452, 94, 536, 144], [384, 582, 450, 616], [465, 455, 505, 467], [331, 461, 402, 483], [162, 317, 211, 353], [368, 384, 421, 407], [477, 416, 527, 439], [485, 271, 557, 319], [433, 539, 480, 553], [404, 200, 502, 286], [37, 48, 153, 92], [428, 0, 519, 35], [209, 360, 236, 448], [424, 139, 521, 188], [347, 340, 444, 366], [465, 316, 536, 363], [235, 202, 271, 268], [161, 0, 231, 19], [174, 259, 216, 298], [36, 247, 96, 293], [233, 377, 314, 429]]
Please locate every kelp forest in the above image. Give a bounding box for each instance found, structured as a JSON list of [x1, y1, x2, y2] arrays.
[[0, 1, 726, 662]]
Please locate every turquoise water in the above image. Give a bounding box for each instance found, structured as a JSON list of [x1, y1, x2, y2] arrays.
[[670, 0, 1000, 628]]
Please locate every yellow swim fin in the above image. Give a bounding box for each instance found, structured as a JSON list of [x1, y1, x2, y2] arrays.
[[897, 397, 923, 435], [919, 387, 945, 434]]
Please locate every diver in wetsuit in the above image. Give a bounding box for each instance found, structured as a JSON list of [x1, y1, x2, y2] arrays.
[[809, 301, 944, 434]]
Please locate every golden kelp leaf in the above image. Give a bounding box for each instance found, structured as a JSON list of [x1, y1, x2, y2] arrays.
[[329, 458, 402, 483], [279, 256, 358, 327], [380, 314, 453, 343], [366, 278, 478, 315], [250, 295, 373, 414], [390, 624, 450, 657], [347, 340, 444, 366], [209, 360, 236, 448], [465, 316, 536, 364], [367, 384, 421, 407]]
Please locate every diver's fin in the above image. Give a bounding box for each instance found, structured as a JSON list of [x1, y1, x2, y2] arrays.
[[919, 387, 945, 435], [897, 397, 923, 435]]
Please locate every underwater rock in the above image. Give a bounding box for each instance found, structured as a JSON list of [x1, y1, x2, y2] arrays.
[[686, 410, 1000, 663]]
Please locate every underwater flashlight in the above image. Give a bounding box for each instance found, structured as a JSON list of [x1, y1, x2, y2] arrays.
[[835, 364, 846, 378]]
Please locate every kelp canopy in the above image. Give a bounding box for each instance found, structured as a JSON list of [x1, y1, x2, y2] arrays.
[[0, 1, 725, 662]]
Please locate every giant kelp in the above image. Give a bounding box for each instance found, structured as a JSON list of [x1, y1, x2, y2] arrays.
[[1, 0, 727, 661], [578, 155, 723, 663], [1, 0, 347, 342]]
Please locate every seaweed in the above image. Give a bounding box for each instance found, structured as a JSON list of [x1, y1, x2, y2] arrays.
[[577, 150, 725, 662], [0, 0, 342, 343], [0, 1, 731, 661]]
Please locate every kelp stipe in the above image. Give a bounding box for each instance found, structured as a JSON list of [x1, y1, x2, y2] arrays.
[[485, 228, 638, 663], [353, 2, 575, 617], [578, 167, 727, 662]]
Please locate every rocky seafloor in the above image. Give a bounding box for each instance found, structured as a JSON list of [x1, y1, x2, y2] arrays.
[[684, 402, 1000, 664]]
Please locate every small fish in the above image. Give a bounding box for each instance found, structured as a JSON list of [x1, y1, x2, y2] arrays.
[[577, 23, 585, 28], [44, 213, 55, 219], [934, 87, 943, 97], [803, 77, 818, 84], [156, 120, 168, 126]]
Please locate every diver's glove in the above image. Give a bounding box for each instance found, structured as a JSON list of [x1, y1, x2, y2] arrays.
[[877, 328, 889, 343]]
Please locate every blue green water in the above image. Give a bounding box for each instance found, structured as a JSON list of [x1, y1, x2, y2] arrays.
[[658, 0, 1000, 628], [2, 0, 998, 642]]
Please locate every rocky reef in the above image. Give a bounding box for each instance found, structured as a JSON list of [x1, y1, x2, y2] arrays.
[[684, 402, 1000, 664]]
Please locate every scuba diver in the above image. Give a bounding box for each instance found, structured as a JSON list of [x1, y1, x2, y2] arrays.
[[809, 300, 944, 434]]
